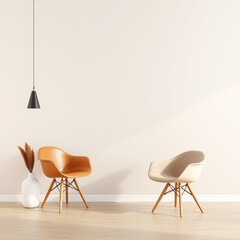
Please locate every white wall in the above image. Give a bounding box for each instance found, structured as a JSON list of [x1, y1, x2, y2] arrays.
[[0, 0, 240, 198]]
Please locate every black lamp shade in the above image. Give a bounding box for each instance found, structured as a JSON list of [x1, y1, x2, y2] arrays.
[[27, 90, 40, 109]]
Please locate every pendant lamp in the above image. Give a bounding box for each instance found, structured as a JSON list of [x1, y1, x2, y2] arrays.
[[27, 0, 40, 109]]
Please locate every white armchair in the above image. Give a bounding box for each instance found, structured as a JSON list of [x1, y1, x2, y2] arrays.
[[148, 151, 205, 217]]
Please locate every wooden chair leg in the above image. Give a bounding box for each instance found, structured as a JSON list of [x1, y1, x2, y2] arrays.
[[41, 178, 56, 208], [186, 183, 204, 213], [65, 178, 69, 206], [59, 178, 64, 213], [152, 183, 170, 213], [179, 183, 182, 218], [174, 183, 178, 207], [73, 178, 89, 208]]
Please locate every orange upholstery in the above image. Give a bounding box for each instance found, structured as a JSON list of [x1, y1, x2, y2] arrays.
[[38, 146, 92, 213]]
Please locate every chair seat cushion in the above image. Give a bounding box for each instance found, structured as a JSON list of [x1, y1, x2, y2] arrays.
[[149, 173, 177, 183], [62, 170, 91, 178]]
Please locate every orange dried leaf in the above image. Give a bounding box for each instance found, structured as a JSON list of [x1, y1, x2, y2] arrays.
[[25, 143, 34, 173], [30, 149, 35, 173]]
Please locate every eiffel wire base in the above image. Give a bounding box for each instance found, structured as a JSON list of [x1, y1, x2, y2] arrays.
[[151, 182, 204, 218], [41, 177, 89, 213]]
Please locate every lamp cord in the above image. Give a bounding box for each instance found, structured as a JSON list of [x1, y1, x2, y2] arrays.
[[33, 0, 35, 90]]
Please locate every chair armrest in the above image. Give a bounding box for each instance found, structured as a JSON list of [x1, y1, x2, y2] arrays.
[[176, 162, 205, 183], [148, 159, 172, 180], [39, 160, 65, 178], [64, 155, 92, 173]]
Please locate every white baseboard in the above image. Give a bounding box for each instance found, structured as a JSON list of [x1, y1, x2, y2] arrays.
[[0, 195, 240, 202]]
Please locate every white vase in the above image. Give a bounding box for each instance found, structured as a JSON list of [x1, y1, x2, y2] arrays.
[[22, 172, 40, 208]]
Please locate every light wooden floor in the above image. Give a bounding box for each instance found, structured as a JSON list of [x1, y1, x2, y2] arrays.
[[0, 202, 239, 240]]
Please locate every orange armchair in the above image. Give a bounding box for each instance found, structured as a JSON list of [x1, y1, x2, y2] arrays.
[[38, 146, 92, 213]]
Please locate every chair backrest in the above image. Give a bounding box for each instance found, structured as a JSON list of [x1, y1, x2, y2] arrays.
[[38, 147, 70, 177], [161, 151, 205, 179], [38, 146, 69, 170]]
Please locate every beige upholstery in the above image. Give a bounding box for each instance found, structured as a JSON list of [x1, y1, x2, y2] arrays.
[[148, 151, 205, 217]]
